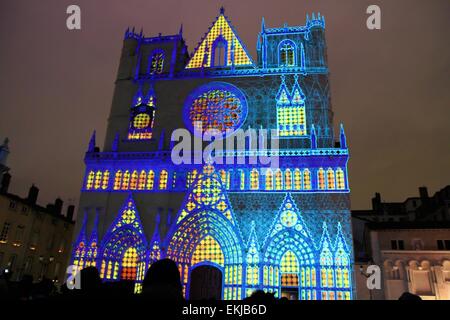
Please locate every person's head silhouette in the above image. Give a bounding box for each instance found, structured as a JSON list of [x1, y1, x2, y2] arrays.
[[142, 258, 183, 301]]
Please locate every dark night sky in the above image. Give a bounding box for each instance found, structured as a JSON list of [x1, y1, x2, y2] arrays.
[[0, 0, 449, 212]]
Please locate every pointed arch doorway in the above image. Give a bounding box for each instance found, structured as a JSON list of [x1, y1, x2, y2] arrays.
[[189, 264, 223, 300]]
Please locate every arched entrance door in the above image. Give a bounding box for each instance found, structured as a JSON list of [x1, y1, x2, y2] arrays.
[[189, 265, 222, 300]]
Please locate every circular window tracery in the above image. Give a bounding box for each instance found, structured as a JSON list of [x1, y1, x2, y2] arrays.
[[184, 82, 248, 137]]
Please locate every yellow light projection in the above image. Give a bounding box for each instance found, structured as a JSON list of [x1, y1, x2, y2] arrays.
[[280, 251, 300, 287], [121, 247, 138, 280], [186, 14, 252, 69], [191, 235, 224, 266]]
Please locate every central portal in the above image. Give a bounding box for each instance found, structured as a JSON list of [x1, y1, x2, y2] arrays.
[[189, 265, 223, 300]]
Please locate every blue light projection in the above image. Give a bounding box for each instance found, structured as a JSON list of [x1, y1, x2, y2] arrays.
[[72, 9, 354, 300]]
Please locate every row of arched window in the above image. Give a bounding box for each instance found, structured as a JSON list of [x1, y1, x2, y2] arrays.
[[85, 167, 346, 191]]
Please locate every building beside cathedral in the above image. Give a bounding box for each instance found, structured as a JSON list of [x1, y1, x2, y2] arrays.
[[71, 9, 354, 300]]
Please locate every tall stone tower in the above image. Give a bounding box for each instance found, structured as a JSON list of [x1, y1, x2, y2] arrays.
[[72, 9, 354, 300]]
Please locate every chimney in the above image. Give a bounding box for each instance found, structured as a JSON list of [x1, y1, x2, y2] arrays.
[[0, 172, 11, 193], [27, 184, 39, 204], [372, 192, 381, 212], [66, 205, 75, 221], [54, 198, 63, 215], [419, 187, 429, 200]]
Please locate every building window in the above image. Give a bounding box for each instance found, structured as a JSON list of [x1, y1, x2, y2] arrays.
[[391, 240, 405, 250], [250, 169, 259, 190], [285, 169, 292, 190], [212, 36, 227, 67], [185, 83, 247, 137], [437, 240, 450, 250], [149, 52, 164, 75], [13, 226, 24, 247], [147, 170, 155, 190], [9, 201, 16, 210], [130, 170, 138, 190], [30, 231, 39, 250], [326, 168, 335, 190], [128, 88, 156, 140], [159, 170, 168, 190], [0, 222, 11, 243], [279, 40, 296, 67], [265, 169, 273, 190], [336, 168, 345, 190], [318, 168, 325, 190], [121, 247, 139, 280]]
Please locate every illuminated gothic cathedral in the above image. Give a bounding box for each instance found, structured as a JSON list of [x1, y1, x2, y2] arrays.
[[71, 9, 354, 300]]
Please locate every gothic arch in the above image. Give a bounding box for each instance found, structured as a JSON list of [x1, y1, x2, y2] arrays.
[[167, 207, 244, 265], [98, 225, 147, 281]]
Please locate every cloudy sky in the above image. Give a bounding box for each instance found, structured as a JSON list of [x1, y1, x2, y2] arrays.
[[0, 0, 449, 212]]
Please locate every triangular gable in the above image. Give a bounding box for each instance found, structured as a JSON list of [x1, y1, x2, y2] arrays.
[[176, 164, 237, 225], [291, 75, 306, 105], [149, 214, 162, 262], [108, 193, 145, 235], [318, 222, 334, 265], [246, 221, 260, 264], [186, 11, 254, 69], [334, 222, 349, 254], [266, 193, 312, 241], [276, 76, 291, 104]]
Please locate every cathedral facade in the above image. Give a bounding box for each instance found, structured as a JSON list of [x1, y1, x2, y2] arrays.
[[71, 9, 354, 300]]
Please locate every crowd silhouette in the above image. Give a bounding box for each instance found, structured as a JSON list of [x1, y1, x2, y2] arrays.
[[0, 258, 421, 301]]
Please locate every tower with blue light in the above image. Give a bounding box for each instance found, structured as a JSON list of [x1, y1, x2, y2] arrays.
[[72, 9, 354, 300]]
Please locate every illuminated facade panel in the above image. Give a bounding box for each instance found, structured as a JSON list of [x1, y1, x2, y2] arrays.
[[72, 9, 353, 301]]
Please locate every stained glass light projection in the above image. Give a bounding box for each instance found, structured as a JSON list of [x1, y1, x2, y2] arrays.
[[75, 10, 354, 301], [128, 87, 156, 140], [279, 40, 296, 67], [276, 76, 307, 137], [184, 82, 247, 136], [149, 51, 164, 75], [186, 10, 253, 69]]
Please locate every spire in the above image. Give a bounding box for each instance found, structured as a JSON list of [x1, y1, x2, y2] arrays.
[[276, 75, 291, 104], [310, 125, 317, 149], [88, 131, 96, 153], [144, 85, 155, 106], [319, 221, 333, 251], [340, 123, 347, 149], [247, 220, 260, 249], [291, 74, 306, 105], [133, 84, 144, 106], [334, 222, 349, 252], [179, 24, 183, 36], [261, 17, 265, 33], [89, 210, 99, 246], [112, 132, 120, 152], [220, 6, 225, 15]]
